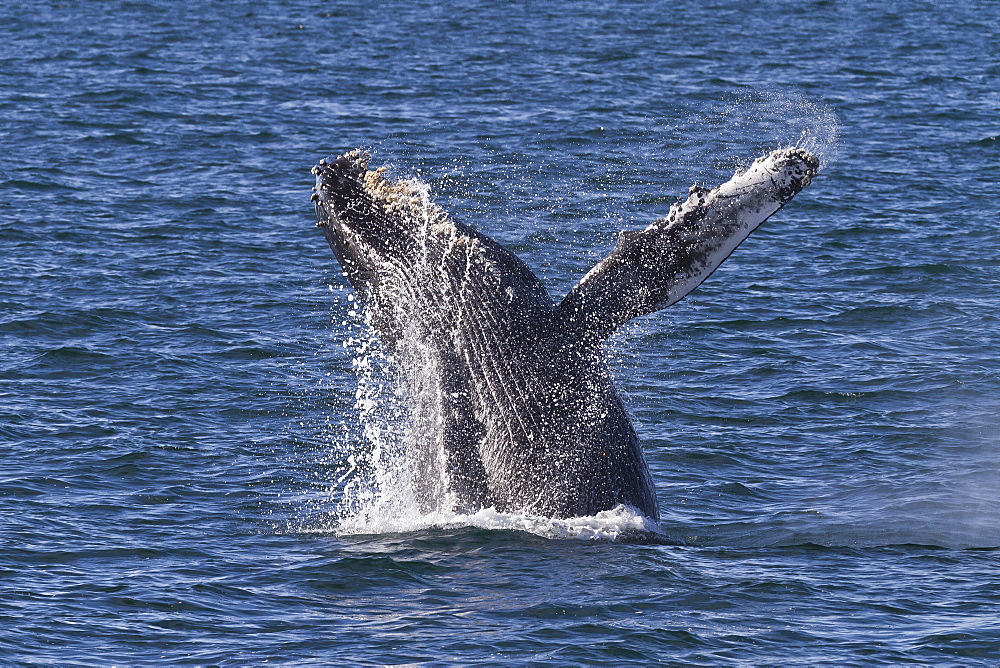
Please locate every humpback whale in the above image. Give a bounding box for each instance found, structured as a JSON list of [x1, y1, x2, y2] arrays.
[[311, 147, 818, 521]]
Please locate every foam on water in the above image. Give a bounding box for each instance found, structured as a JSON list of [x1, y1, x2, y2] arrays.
[[332, 503, 660, 542]]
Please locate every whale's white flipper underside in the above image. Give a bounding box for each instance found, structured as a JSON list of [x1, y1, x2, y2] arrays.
[[555, 148, 818, 344]]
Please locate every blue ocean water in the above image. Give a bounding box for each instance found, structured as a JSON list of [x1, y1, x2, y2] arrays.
[[2, 0, 999, 663]]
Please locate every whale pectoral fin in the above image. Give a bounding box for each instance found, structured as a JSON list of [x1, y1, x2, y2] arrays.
[[554, 148, 819, 344]]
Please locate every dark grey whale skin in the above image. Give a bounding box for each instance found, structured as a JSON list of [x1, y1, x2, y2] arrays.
[[311, 148, 818, 521]]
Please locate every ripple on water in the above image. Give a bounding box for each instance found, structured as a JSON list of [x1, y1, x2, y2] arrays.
[[2, 0, 1000, 664]]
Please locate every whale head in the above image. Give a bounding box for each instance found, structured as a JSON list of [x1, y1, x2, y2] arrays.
[[311, 150, 454, 266], [311, 150, 434, 298], [313, 150, 393, 255]]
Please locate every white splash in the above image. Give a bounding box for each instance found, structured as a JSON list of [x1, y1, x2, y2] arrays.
[[329, 316, 414, 523], [317, 290, 662, 542], [333, 502, 659, 542]]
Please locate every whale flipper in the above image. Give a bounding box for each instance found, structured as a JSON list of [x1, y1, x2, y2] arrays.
[[555, 148, 818, 345]]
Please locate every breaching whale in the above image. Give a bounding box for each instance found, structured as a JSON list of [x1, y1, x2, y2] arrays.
[[311, 147, 818, 521]]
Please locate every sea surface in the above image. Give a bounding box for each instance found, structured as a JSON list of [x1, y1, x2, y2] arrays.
[[3, 0, 1000, 664]]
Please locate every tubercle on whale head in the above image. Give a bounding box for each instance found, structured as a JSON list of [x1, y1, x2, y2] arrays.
[[310, 149, 451, 246], [311, 150, 465, 278], [310, 149, 411, 263], [311, 149, 372, 227]]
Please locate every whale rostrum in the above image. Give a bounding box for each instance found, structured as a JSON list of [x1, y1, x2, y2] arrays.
[[312, 147, 819, 521]]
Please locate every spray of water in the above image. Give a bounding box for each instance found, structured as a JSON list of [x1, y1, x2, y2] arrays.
[[655, 90, 840, 190]]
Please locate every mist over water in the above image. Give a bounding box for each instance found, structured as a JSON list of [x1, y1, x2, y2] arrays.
[[3, 0, 999, 664]]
